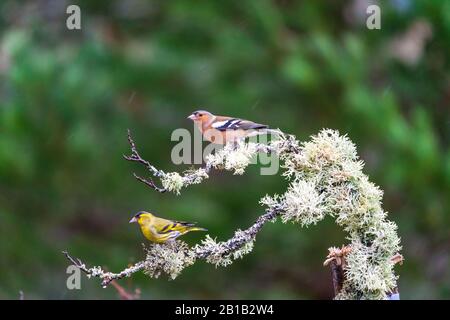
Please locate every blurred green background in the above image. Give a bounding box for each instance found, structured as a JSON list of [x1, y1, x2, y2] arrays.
[[0, 0, 449, 299]]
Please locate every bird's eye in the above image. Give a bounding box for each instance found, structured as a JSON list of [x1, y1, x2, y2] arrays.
[[198, 114, 203, 117]]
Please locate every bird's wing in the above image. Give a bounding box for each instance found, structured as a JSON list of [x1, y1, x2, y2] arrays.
[[153, 216, 196, 234], [212, 117, 268, 131]]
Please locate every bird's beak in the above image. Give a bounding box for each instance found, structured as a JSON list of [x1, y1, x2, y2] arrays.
[[187, 114, 196, 120], [129, 217, 137, 223]]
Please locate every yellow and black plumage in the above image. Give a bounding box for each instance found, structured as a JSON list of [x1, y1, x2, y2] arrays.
[[129, 211, 207, 243]]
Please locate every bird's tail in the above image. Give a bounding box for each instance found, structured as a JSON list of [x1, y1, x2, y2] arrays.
[[248, 128, 283, 138], [186, 226, 208, 232], [263, 128, 283, 136]]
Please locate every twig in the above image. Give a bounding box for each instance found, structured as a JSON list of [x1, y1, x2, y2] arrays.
[[123, 129, 168, 192], [123, 129, 276, 193], [391, 253, 404, 265], [110, 280, 141, 300], [133, 173, 167, 193], [123, 129, 165, 178], [62, 251, 146, 288]]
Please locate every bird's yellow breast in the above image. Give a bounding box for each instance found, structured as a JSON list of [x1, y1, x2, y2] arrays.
[[139, 224, 166, 243]]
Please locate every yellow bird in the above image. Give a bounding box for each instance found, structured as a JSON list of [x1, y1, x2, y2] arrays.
[[129, 211, 207, 243]]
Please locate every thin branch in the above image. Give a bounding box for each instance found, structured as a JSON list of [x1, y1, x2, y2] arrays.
[[123, 129, 276, 193], [195, 206, 283, 259], [110, 280, 141, 300], [123, 129, 165, 178], [62, 250, 146, 288], [123, 129, 168, 192], [391, 253, 404, 265], [132, 173, 167, 193]]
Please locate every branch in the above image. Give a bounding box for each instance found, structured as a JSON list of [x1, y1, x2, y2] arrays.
[[123, 129, 277, 194], [65, 128, 403, 300], [132, 173, 167, 193], [195, 205, 283, 259], [62, 205, 284, 287], [110, 280, 141, 300], [62, 250, 145, 288], [323, 247, 404, 299], [123, 129, 168, 192]]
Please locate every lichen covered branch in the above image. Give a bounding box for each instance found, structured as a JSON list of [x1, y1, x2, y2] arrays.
[[123, 129, 275, 194], [323, 247, 404, 299], [62, 250, 146, 287], [65, 128, 402, 300], [63, 205, 284, 284], [323, 246, 352, 295]]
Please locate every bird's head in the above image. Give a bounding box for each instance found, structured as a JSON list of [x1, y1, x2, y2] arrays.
[[129, 211, 153, 225], [187, 110, 213, 123]]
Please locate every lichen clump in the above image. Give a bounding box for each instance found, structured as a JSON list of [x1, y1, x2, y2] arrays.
[[161, 172, 184, 195], [206, 141, 258, 175], [143, 241, 196, 280]]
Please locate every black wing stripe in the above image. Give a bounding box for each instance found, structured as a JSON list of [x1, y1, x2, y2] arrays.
[[160, 224, 172, 233], [215, 119, 240, 131]]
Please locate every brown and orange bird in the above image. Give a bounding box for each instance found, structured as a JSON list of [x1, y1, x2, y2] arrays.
[[187, 110, 276, 144]]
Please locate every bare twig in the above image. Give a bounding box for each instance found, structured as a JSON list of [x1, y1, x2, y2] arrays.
[[110, 280, 141, 300], [123, 129, 168, 192], [123, 129, 165, 178], [133, 173, 167, 193], [391, 253, 404, 265]]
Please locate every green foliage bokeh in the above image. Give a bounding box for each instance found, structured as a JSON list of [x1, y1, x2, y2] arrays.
[[0, 0, 448, 299]]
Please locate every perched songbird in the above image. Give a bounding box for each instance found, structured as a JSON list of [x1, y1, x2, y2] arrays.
[[129, 211, 207, 243], [187, 110, 276, 144]]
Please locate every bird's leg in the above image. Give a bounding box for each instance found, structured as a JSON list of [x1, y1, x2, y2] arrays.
[[231, 140, 241, 150]]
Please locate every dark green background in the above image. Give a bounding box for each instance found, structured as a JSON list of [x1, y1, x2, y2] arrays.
[[0, 0, 448, 299]]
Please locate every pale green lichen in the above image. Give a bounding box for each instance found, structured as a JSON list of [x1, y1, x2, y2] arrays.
[[193, 230, 256, 267], [86, 266, 105, 278], [187, 167, 209, 184], [161, 172, 184, 195], [143, 241, 196, 280], [231, 230, 255, 260], [280, 179, 325, 226], [206, 141, 258, 175], [195, 235, 233, 267]]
